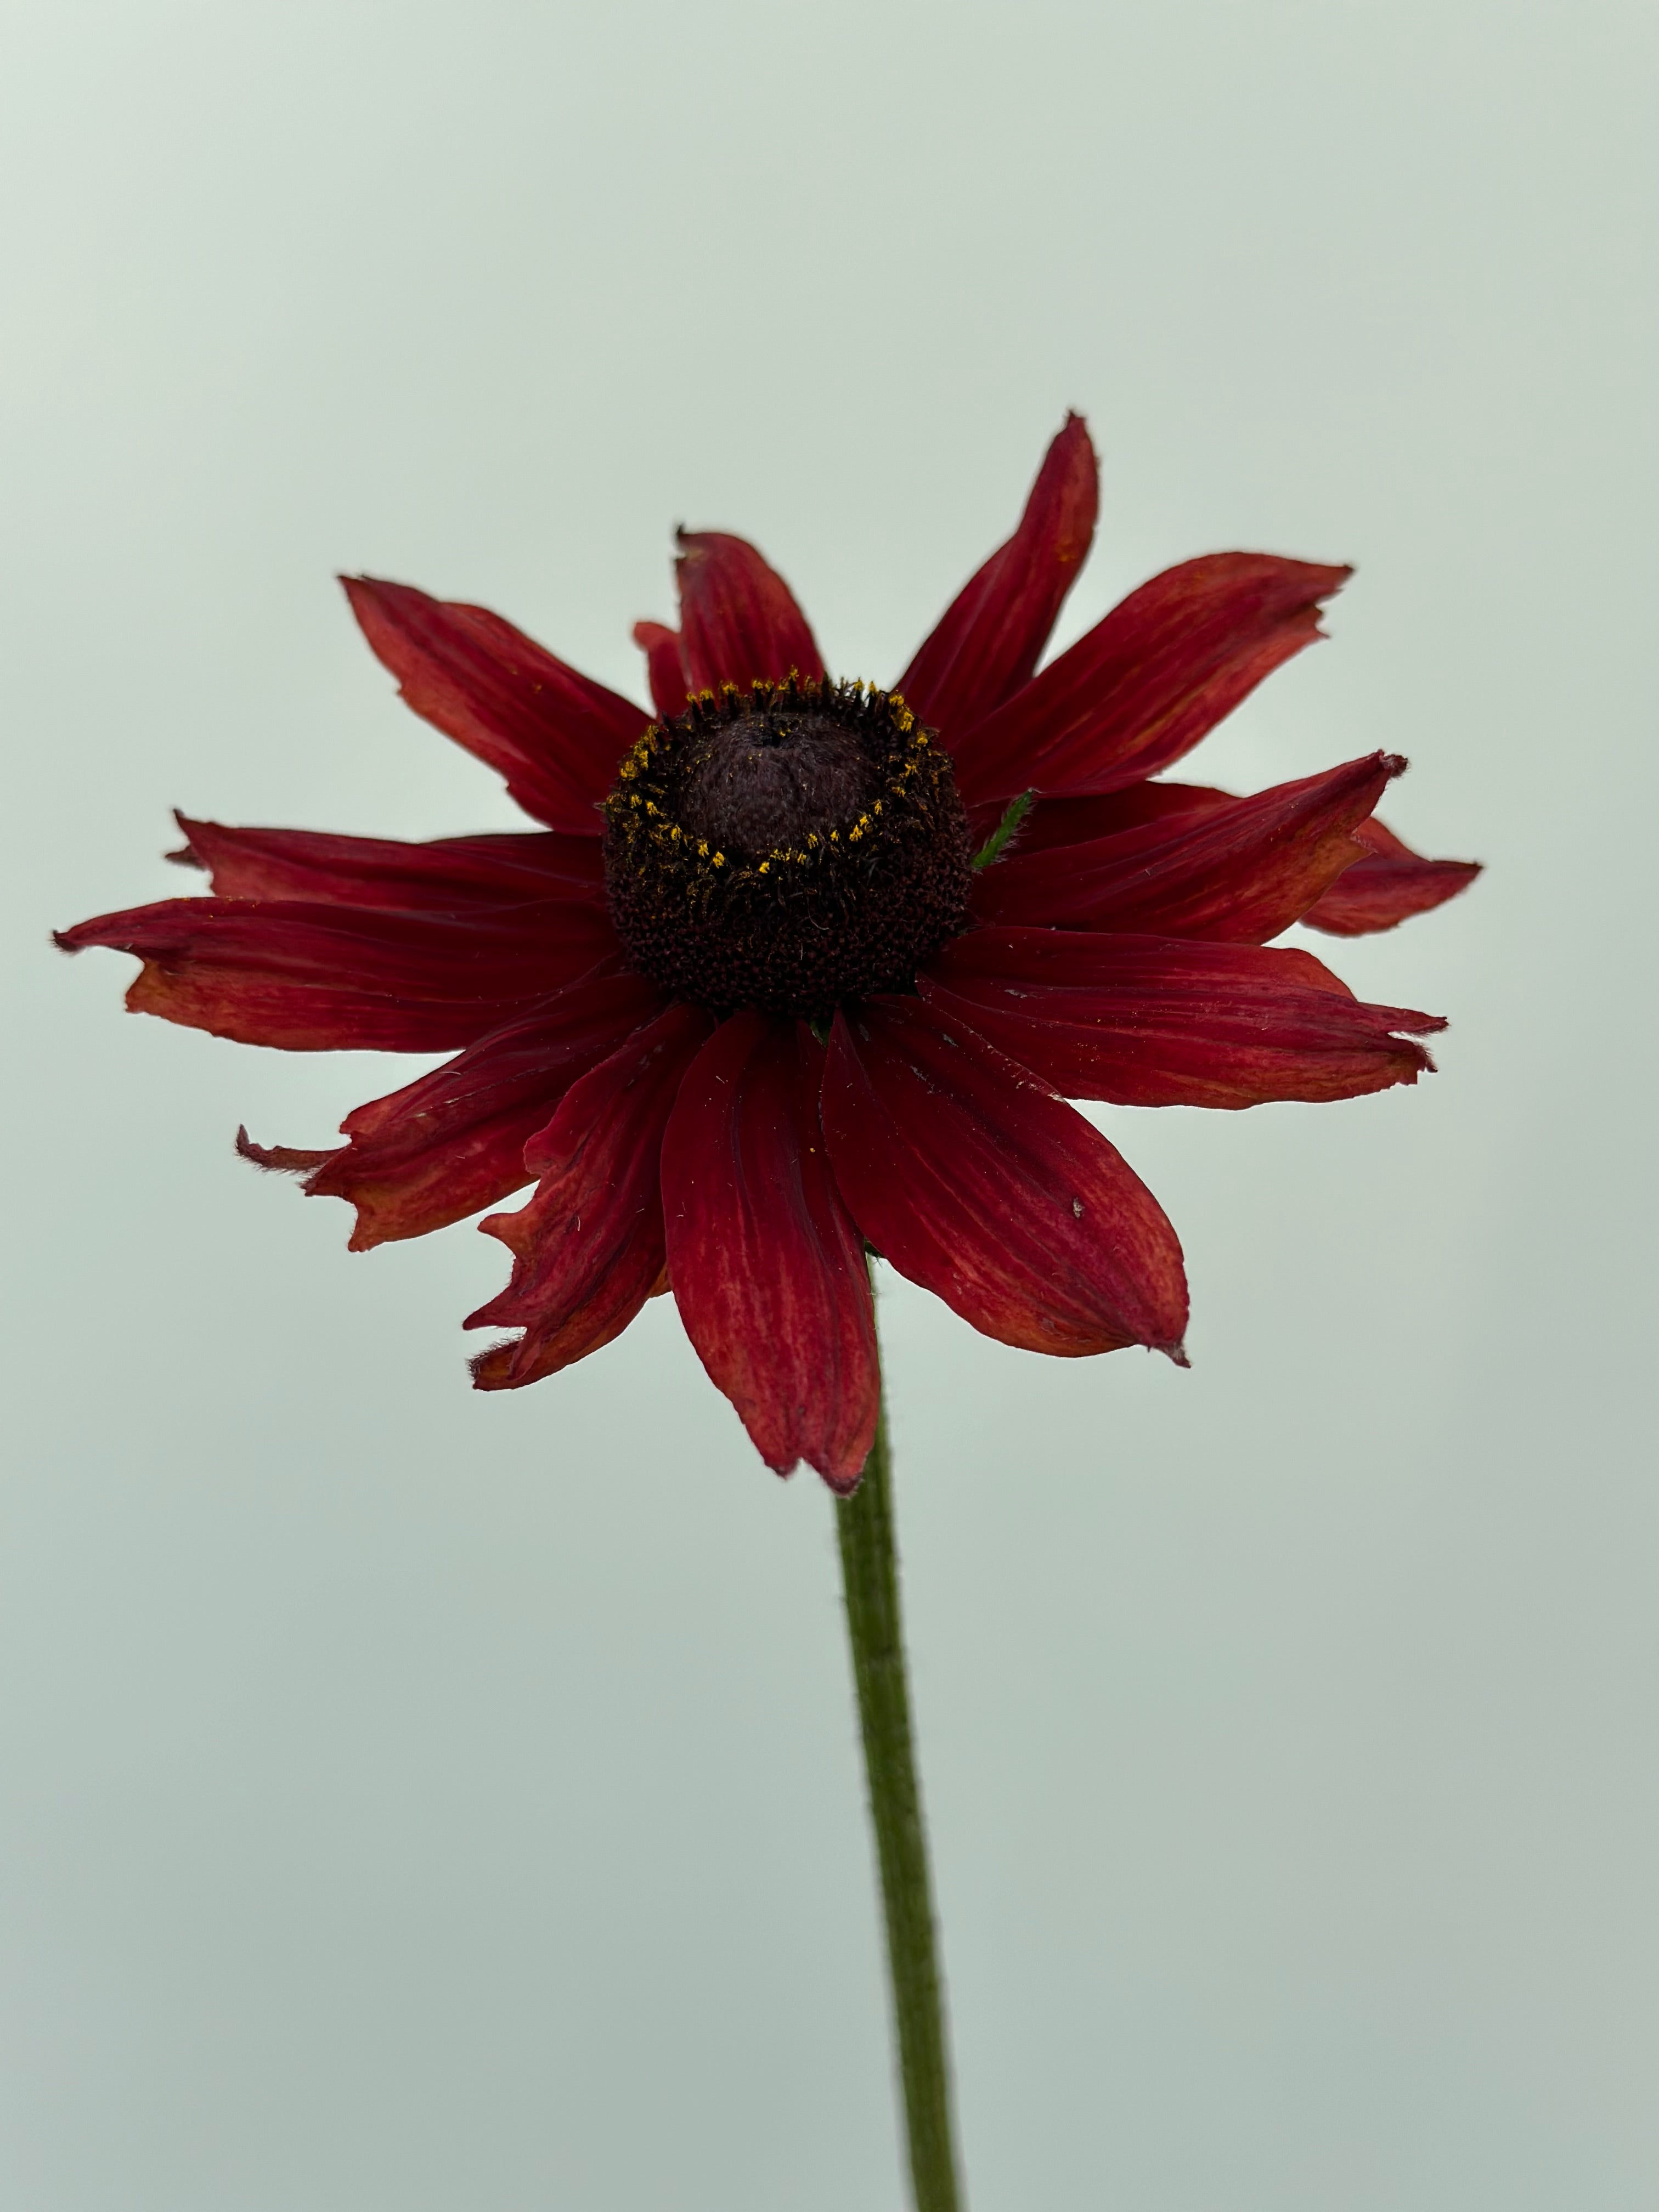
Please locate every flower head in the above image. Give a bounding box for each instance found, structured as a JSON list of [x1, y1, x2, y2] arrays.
[[59, 415, 1478, 1489]]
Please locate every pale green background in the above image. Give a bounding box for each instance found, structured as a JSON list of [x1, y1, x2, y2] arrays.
[[3, 2, 1655, 2205]]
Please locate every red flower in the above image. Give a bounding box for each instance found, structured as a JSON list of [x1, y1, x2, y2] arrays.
[[58, 416, 1477, 1489]]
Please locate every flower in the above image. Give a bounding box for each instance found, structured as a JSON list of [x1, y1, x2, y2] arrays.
[[58, 416, 1478, 1489]]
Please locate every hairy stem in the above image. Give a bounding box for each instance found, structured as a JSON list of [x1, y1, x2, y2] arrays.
[[836, 1312, 965, 2211]]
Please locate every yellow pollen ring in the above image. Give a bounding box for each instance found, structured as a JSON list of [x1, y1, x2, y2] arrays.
[[601, 675, 954, 912]]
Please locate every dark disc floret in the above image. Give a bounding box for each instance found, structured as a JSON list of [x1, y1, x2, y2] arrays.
[[602, 675, 973, 1018]]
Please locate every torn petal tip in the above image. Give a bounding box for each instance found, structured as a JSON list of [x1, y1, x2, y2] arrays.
[[234, 1125, 331, 1176]]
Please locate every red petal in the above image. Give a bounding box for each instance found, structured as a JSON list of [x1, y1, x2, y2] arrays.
[[921, 926, 1442, 1108], [1302, 815, 1482, 935], [171, 817, 603, 907], [244, 964, 665, 1250], [56, 895, 619, 1051], [971, 753, 1401, 943], [898, 414, 1099, 738], [673, 532, 826, 693], [1000, 786, 1480, 938], [467, 1000, 712, 1385], [632, 619, 690, 720], [988, 780, 1234, 857], [948, 554, 1351, 808], [661, 1012, 878, 1488], [343, 576, 646, 833], [822, 996, 1187, 1358]]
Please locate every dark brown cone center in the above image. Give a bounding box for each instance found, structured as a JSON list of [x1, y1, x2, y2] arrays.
[[602, 677, 973, 1019], [678, 708, 878, 856]]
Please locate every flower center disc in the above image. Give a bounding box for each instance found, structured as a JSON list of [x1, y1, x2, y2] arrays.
[[603, 677, 973, 1018]]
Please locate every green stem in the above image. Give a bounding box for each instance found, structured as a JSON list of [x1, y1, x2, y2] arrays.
[[836, 1299, 965, 2212]]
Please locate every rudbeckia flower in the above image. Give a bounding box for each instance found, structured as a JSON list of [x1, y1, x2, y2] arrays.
[[58, 416, 1477, 1488]]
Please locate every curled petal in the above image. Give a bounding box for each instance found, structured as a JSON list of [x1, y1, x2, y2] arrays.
[[674, 531, 826, 692], [467, 1000, 712, 1386], [823, 996, 1188, 1359], [242, 964, 665, 1250], [632, 619, 690, 720], [56, 895, 619, 1051], [971, 753, 1402, 943], [343, 576, 646, 833], [661, 1012, 878, 1489], [922, 926, 1442, 1108], [949, 554, 1351, 808], [171, 817, 603, 907], [1303, 815, 1482, 935], [898, 413, 1099, 738]]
